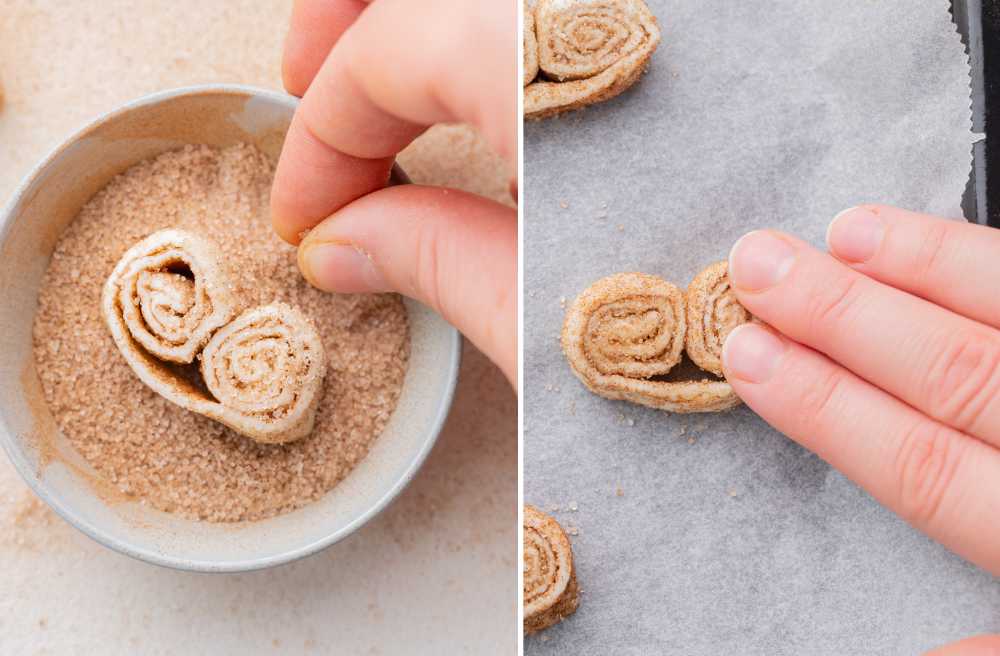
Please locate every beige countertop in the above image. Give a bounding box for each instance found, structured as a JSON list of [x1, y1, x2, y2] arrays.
[[0, 2, 516, 653]]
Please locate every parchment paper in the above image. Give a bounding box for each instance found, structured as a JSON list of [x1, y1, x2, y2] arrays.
[[524, 1, 996, 654]]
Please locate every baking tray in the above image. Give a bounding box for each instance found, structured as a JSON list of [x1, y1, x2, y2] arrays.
[[953, 0, 990, 224]]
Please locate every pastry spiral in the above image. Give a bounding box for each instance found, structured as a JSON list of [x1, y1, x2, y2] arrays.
[[524, 505, 579, 635], [199, 304, 326, 443], [102, 230, 327, 443], [563, 272, 742, 413], [685, 261, 751, 377], [104, 229, 237, 363], [524, 0, 661, 119], [524, 0, 540, 86]]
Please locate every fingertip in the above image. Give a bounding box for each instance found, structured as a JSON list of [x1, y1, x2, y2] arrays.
[[270, 209, 302, 246], [727, 230, 759, 282], [825, 206, 857, 250], [720, 322, 751, 379], [269, 173, 307, 246], [282, 50, 308, 98], [296, 239, 321, 287], [826, 205, 885, 264], [281, 18, 309, 97], [722, 322, 787, 385], [269, 112, 395, 246], [282, 0, 368, 97], [728, 229, 799, 293], [281, 3, 318, 97], [297, 237, 386, 293]]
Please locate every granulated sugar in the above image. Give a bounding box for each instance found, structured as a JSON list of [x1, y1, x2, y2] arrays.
[[32, 144, 410, 522]]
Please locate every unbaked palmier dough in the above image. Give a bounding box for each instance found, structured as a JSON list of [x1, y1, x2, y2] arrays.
[[102, 230, 326, 443]]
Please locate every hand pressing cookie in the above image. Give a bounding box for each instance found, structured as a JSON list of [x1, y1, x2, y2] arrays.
[[524, 0, 661, 119], [524, 505, 579, 635], [102, 229, 326, 444], [562, 266, 749, 412]]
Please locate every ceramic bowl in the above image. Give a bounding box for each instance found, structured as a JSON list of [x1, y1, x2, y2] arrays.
[[0, 84, 461, 572]]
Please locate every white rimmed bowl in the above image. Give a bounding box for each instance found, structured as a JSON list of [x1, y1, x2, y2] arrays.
[[0, 84, 461, 572]]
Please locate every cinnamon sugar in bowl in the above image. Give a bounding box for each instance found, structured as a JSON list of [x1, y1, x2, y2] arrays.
[[0, 85, 460, 572]]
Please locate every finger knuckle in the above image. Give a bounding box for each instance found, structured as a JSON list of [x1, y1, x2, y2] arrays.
[[892, 422, 963, 528], [796, 365, 847, 422], [924, 331, 1000, 432], [912, 221, 951, 286], [804, 274, 862, 336]]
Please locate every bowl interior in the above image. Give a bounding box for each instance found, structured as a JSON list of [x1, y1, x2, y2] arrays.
[[0, 86, 460, 571]]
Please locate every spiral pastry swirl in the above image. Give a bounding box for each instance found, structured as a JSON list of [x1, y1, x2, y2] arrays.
[[686, 261, 751, 377], [524, 0, 661, 118], [578, 272, 685, 379], [563, 271, 744, 413], [105, 229, 237, 363], [524, 1, 540, 86], [523, 505, 579, 635], [102, 230, 326, 443], [199, 304, 326, 443]]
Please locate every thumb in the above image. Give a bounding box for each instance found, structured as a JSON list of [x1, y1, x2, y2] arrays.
[[297, 184, 517, 388], [926, 636, 1000, 656]]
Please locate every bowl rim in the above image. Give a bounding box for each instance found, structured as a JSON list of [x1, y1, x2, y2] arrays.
[[0, 83, 463, 573]]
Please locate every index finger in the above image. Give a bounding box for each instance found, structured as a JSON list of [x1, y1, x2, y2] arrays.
[[271, 0, 516, 244]]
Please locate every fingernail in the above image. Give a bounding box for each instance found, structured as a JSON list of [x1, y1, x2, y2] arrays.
[[722, 323, 786, 384], [826, 206, 884, 264], [299, 242, 387, 293], [728, 230, 798, 292]]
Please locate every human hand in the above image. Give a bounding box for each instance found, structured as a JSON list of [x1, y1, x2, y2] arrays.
[[272, 0, 517, 387], [721, 205, 1000, 579]]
